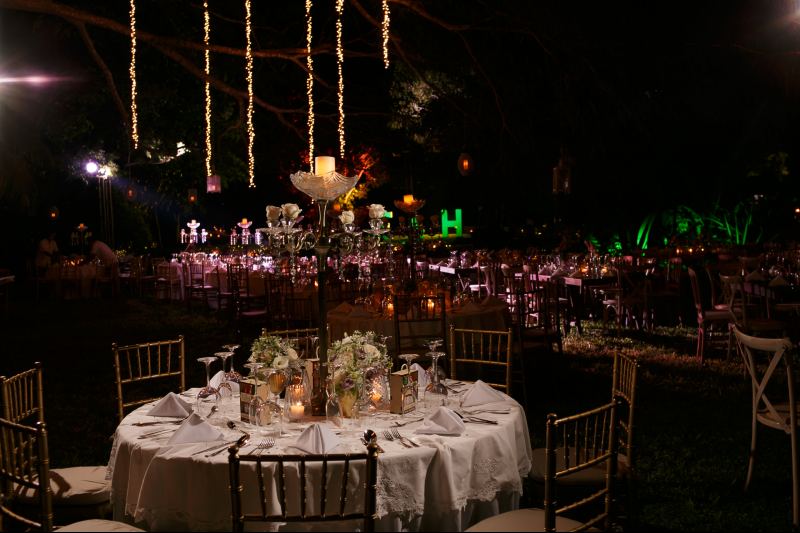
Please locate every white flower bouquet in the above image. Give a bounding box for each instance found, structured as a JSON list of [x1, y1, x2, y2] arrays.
[[249, 335, 300, 370], [328, 330, 389, 398]]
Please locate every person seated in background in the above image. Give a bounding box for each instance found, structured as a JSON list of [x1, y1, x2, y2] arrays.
[[86, 237, 118, 266], [35, 232, 59, 274]]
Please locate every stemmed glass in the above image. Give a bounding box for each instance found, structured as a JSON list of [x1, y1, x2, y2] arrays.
[[266, 368, 288, 435], [244, 362, 268, 435], [196, 356, 220, 416], [222, 344, 243, 382], [424, 349, 448, 409], [214, 352, 235, 401]]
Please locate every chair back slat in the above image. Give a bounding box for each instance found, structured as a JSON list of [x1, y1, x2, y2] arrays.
[[544, 401, 620, 532], [229, 442, 378, 532], [392, 294, 447, 359], [449, 326, 513, 392], [612, 353, 639, 466], [113, 335, 186, 422], [0, 364, 44, 424], [0, 419, 54, 532]]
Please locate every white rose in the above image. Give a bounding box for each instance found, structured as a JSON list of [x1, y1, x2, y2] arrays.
[[368, 204, 385, 219], [286, 347, 298, 361], [339, 210, 355, 224], [362, 344, 379, 357], [272, 355, 289, 369], [281, 203, 301, 220], [266, 205, 282, 221]]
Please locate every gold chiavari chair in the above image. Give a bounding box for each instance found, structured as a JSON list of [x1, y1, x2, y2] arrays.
[[113, 335, 186, 423], [733, 327, 799, 529], [467, 400, 620, 532], [0, 365, 117, 525], [0, 418, 143, 532], [0, 363, 44, 425], [228, 434, 379, 532], [261, 326, 330, 358], [392, 294, 447, 361], [448, 325, 513, 393]]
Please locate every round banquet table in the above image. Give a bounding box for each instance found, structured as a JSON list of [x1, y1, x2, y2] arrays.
[[107, 384, 532, 532], [327, 297, 511, 344]]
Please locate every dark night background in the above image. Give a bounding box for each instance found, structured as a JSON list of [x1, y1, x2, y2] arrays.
[[1, 0, 800, 273]]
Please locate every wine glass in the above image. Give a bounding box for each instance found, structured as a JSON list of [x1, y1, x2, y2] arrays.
[[424, 351, 448, 410], [214, 352, 235, 401], [196, 357, 220, 416], [244, 362, 268, 435], [222, 344, 243, 382], [266, 368, 288, 435]]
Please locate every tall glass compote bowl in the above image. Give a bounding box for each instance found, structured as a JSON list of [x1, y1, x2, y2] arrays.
[[222, 344, 243, 382], [244, 362, 268, 434]]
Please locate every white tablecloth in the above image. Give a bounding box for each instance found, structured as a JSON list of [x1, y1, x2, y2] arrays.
[[107, 384, 531, 531]]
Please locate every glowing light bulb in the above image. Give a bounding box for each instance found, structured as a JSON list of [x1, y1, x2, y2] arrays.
[[245, 0, 256, 188], [306, 0, 315, 171], [204, 0, 213, 180], [129, 0, 138, 149], [336, 0, 345, 159], [382, 0, 390, 68]]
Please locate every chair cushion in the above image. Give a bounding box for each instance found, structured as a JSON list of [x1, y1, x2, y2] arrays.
[[58, 519, 145, 532], [15, 466, 110, 506], [529, 447, 630, 485], [465, 508, 590, 532]]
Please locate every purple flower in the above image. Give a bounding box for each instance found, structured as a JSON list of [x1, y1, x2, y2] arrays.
[[341, 377, 355, 390]]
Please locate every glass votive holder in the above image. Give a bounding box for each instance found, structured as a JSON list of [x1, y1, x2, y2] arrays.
[[286, 383, 306, 421]]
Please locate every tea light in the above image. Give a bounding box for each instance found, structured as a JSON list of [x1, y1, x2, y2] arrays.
[[289, 403, 305, 420], [241, 218, 248, 225], [403, 194, 415, 204], [371, 391, 382, 404]]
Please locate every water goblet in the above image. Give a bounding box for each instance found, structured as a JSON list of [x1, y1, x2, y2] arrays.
[[244, 362, 269, 435], [424, 351, 448, 409], [196, 356, 221, 416], [214, 352, 235, 401], [222, 344, 243, 382], [266, 368, 289, 435]]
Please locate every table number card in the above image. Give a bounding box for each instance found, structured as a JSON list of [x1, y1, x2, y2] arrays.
[[239, 378, 269, 424], [390, 366, 418, 415]]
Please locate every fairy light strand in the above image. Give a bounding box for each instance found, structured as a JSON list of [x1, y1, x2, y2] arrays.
[[203, 0, 212, 179], [382, 0, 390, 68], [129, 0, 138, 149], [336, 0, 345, 158], [305, 0, 315, 171], [245, 0, 255, 188]]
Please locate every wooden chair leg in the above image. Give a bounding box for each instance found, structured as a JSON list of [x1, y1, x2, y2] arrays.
[[745, 413, 758, 492]]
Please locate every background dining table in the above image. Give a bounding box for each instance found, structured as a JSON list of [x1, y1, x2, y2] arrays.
[[107, 382, 532, 532]]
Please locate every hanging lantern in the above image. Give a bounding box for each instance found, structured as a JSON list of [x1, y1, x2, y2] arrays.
[[188, 188, 198, 204], [126, 186, 136, 200], [207, 174, 222, 193], [48, 206, 59, 220], [457, 153, 474, 176]]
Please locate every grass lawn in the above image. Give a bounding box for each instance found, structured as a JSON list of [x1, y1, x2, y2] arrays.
[[0, 293, 795, 531]]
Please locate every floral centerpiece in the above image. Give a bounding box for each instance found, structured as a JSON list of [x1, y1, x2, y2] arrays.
[[249, 335, 300, 371], [328, 331, 390, 417]]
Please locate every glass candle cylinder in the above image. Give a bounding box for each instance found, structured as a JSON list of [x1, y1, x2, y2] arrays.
[[286, 383, 306, 421]]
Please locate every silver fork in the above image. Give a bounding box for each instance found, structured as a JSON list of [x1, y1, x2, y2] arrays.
[[391, 427, 420, 448], [254, 438, 275, 455], [383, 430, 410, 448]]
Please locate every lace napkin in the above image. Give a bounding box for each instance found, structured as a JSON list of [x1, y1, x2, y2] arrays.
[[410, 363, 429, 391], [210, 371, 240, 394], [330, 302, 353, 315], [746, 271, 766, 282], [291, 423, 340, 454], [147, 392, 193, 417], [460, 379, 508, 408], [415, 406, 465, 436], [167, 413, 224, 444], [769, 275, 789, 287]]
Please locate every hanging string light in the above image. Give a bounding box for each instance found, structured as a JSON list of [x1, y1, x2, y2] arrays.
[[382, 0, 390, 69], [335, 0, 345, 159], [129, 0, 138, 149], [305, 0, 315, 171], [203, 0, 212, 180], [245, 0, 255, 187]]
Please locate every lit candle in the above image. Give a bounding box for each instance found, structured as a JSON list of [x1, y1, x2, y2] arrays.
[[387, 302, 394, 316], [403, 194, 415, 204], [241, 218, 248, 225], [427, 298, 436, 312], [315, 156, 335, 176], [191, 219, 196, 225], [289, 403, 305, 420], [371, 391, 382, 404]]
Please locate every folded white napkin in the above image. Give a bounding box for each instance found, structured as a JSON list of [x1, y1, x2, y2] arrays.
[[348, 308, 373, 318], [167, 413, 224, 444], [769, 275, 789, 287], [410, 363, 429, 391], [460, 379, 508, 408], [415, 406, 465, 436], [746, 271, 766, 282], [209, 371, 240, 394], [330, 302, 353, 315], [291, 423, 340, 454], [147, 392, 193, 417]]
